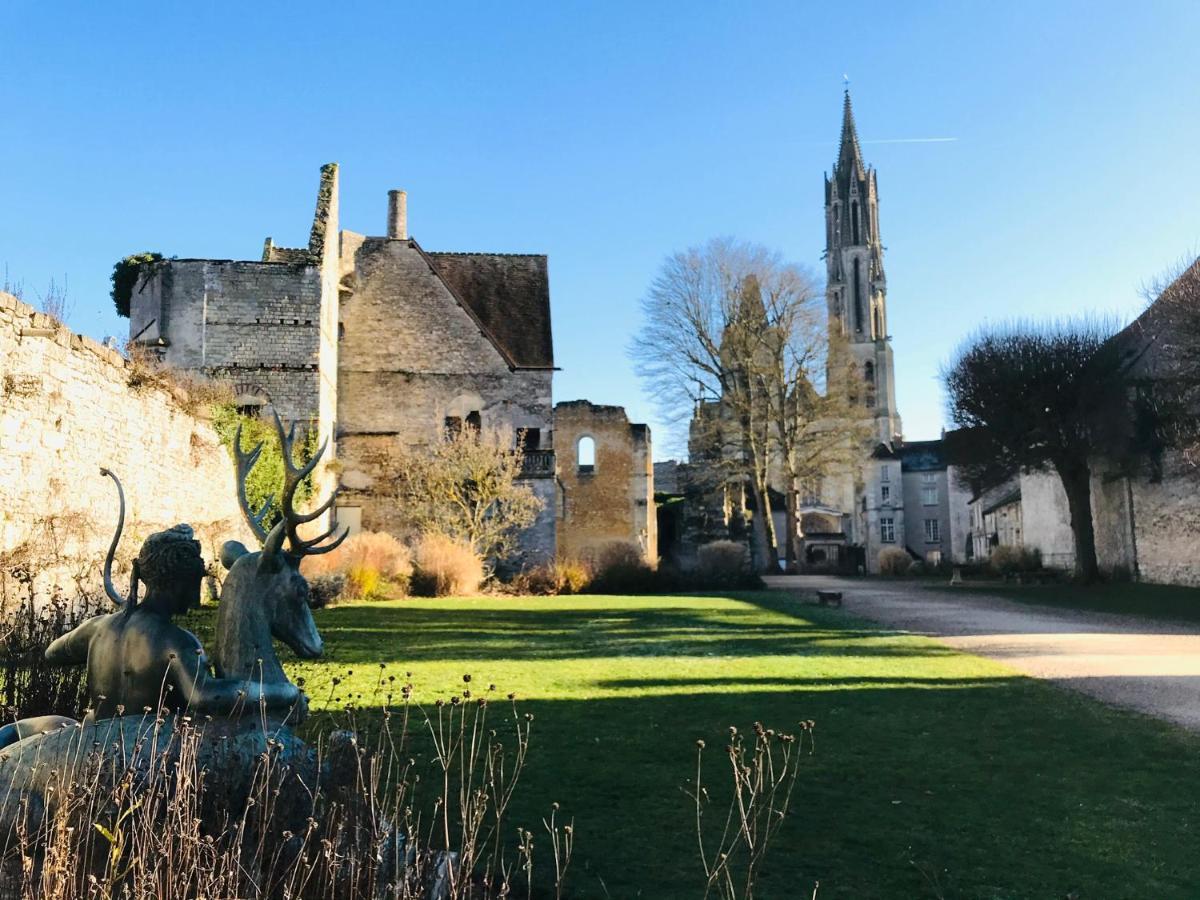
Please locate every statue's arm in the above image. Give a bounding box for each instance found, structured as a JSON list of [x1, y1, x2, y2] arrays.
[[45, 617, 101, 665], [166, 634, 300, 715]]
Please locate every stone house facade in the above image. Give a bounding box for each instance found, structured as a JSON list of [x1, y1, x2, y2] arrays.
[[129, 166, 561, 561]]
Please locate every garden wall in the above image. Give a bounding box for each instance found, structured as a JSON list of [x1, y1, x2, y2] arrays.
[[0, 291, 254, 599]]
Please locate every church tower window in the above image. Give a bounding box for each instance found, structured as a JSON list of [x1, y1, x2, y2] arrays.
[[853, 258, 863, 331], [852, 200, 860, 244]]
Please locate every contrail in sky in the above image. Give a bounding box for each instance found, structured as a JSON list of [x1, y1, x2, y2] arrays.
[[861, 137, 959, 144]]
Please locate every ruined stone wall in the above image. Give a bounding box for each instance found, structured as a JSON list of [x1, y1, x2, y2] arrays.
[[1094, 454, 1200, 586], [334, 236, 555, 561], [0, 292, 254, 598], [131, 259, 324, 424], [555, 401, 655, 564]]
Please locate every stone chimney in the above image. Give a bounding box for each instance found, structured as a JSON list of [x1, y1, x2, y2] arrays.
[[387, 190, 407, 240]]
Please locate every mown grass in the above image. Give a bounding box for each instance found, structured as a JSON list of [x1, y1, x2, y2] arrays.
[[193, 592, 1200, 898], [936, 580, 1200, 623]]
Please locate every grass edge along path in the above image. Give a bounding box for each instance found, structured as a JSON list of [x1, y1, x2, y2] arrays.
[[189, 591, 1200, 898]]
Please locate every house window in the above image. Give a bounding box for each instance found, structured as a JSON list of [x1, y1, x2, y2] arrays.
[[921, 472, 938, 506], [446, 411, 481, 438], [880, 518, 895, 543], [924, 518, 940, 543], [880, 465, 890, 483], [881, 485, 891, 505], [519, 427, 541, 451], [577, 436, 595, 474]]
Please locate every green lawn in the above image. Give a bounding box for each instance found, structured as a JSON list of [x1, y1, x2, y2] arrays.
[[936, 580, 1200, 623], [197, 592, 1200, 898]]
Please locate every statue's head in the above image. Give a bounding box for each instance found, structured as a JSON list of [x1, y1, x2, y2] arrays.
[[222, 534, 323, 659], [137, 524, 206, 615]]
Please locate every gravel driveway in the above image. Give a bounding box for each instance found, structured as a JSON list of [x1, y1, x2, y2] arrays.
[[764, 574, 1200, 732]]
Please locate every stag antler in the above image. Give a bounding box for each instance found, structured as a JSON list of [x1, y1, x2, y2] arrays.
[[233, 414, 349, 556]]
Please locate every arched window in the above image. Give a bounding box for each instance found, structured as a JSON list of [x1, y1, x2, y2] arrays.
[[864, 362, 876, 408], [851, 200, 860, 244], [577, 436, 595, 474], [853, 259, 864, 331]]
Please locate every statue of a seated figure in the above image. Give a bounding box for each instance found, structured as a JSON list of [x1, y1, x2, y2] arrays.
[[45, 524, 300, 721], [0, 524, 302, 749]]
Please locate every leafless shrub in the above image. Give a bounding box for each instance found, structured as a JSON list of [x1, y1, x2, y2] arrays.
[[687, 721, 813, 900], [696, 540, 753, 587], [0, 675, 562, 899], [878, 547, 912, 576]]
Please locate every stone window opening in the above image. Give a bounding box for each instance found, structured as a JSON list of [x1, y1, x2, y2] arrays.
[[864, 361, 876, 408], [577, 436, 595, 474], [853, 258, 863, 331], [445, 411, 482, 439], [852, 200, 860, 244], [518, 427, 541, 452], [232, 383, 269, 419]]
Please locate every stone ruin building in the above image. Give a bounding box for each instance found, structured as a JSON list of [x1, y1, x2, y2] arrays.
[[127, 164, 654, 565]]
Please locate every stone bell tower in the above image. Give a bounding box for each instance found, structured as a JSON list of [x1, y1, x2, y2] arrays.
[[825, 90, 901, 443]]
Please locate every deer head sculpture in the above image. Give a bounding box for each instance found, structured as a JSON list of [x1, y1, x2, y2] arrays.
[[213, 413, 348, 685]]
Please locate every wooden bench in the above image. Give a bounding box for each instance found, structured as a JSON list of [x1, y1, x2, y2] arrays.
[[816, 590, 843, 607]]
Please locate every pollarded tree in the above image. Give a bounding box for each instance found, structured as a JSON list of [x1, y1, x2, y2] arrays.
[[942, 320, 1125, 582]]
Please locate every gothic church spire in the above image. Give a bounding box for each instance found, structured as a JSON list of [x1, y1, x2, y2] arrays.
[[836, 89, 865, 179]]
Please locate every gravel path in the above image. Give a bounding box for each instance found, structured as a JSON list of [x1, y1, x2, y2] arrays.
[[764, 574, 1200, 732]]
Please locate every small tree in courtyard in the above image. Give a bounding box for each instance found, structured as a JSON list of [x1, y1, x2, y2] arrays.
[[942, 320, 1125, 582], [381, 425, 543, 565]]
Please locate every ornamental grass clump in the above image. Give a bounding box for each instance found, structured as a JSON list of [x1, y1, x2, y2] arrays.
[[412, 533, 483, 597], [301, 531, 413, 600]]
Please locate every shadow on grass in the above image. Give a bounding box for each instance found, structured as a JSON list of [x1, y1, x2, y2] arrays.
[[321, 681, 1200, 900], [313, 599, 961, 664]]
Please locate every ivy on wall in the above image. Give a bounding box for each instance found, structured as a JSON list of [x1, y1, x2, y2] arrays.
[[210, 404, 318, 531], [111, 252, 164, 318]]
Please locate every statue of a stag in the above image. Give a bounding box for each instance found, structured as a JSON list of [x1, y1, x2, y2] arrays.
[[214, 412, 347, 699]]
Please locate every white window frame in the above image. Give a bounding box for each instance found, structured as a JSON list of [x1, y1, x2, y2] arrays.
[[881, 484, 891, 505], [924, 518, 940, 543], [880, 517, 895, 543]]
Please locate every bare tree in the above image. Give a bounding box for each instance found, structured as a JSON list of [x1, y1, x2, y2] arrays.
[[631, 238, 863, 572], [371, 425, 543, 565]]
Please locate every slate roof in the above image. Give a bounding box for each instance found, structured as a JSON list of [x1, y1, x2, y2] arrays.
[[897, 440, 946, 472], [424, 250, 554, 369]]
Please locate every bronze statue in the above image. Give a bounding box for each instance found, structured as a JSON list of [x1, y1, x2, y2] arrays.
[[213, 413, 347, 692]]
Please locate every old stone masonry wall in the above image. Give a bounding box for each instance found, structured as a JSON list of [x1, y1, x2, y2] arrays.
[[0, 291, 254, 599]]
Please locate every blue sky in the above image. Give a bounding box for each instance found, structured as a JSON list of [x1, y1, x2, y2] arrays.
[[3, 2, 1198, 456]]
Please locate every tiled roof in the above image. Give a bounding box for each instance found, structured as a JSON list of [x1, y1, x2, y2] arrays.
[[424, 250, 554, 369]]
